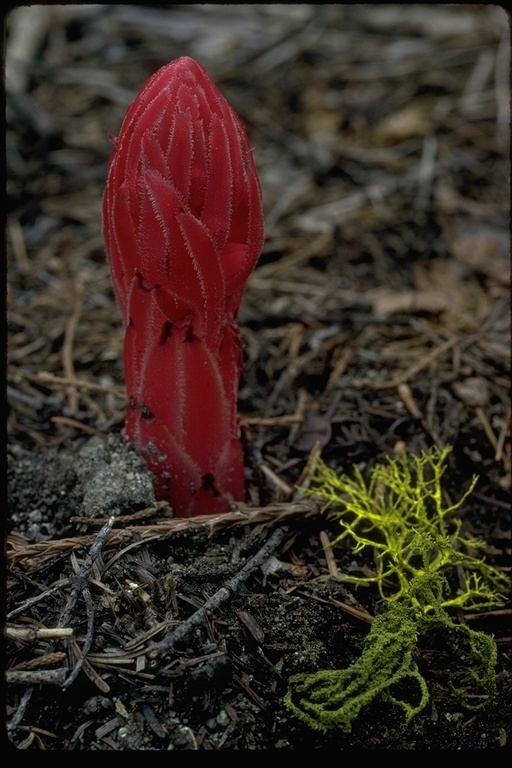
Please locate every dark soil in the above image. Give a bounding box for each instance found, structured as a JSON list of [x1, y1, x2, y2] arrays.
[[5, 4, 511, 751]]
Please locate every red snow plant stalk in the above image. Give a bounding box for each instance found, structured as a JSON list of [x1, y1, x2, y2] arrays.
[[103, 57, 263, 517]]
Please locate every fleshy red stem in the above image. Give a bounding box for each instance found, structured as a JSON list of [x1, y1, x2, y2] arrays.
[[103, 57, 263, 516]]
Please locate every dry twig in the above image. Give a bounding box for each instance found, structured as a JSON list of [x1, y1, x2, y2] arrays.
[[152, 525, 291, 654]]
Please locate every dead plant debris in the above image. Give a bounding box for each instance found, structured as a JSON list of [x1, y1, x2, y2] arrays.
[[6, 4, 510, 751]]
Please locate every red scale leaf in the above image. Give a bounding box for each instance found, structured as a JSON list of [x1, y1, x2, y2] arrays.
[[163, 110, 194, 204], [202, 113, 234, 251]]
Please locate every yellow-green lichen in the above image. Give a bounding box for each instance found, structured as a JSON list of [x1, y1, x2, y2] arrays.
[[284, 446, 509, 733]]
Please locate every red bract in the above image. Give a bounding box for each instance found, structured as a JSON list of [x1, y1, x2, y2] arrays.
[[102, 56, 264, 517]]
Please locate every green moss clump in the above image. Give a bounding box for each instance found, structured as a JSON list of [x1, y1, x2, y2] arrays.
[[284, 446, 509, 733]]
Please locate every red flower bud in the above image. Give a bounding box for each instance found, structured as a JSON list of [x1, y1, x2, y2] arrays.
[[103, 57, 264, 517]]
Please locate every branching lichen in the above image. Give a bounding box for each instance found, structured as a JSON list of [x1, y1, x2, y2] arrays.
[[284, 446, 509, 733]]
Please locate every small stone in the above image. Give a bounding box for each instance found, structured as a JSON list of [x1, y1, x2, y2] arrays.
[[452, 377, 489, 408]]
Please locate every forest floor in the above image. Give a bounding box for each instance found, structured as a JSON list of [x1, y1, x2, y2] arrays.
[[5, 4, 511, 751]]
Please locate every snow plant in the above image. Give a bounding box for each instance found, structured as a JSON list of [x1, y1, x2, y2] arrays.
[[285, 446, 510, 732], [103, 57, 263, 517]]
